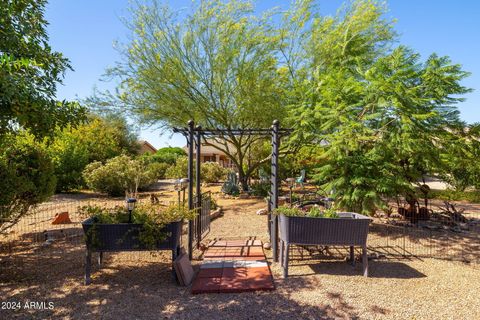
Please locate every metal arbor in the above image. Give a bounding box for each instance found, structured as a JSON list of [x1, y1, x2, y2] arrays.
[[173, 120, 291, 261]]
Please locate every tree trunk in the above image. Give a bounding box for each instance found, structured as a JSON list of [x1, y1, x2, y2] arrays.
[[237, 166, 249, 191]]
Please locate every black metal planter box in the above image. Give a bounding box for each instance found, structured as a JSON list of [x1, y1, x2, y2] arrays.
[[82, 218, 182, 285], [279, 212, 372, 278]]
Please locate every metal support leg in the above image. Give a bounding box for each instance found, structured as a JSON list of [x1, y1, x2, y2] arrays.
[[172, 247, 179, 282], [279, 240, 284, 268], [350, 246, 355, 266], [283, 243, 290, 278], [98, 252, 103, 266], [362, 246, 369, 277], [85, 250, 92, 285]]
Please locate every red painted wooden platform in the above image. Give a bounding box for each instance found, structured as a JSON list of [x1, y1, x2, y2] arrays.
[[191, 239, 275, 294]]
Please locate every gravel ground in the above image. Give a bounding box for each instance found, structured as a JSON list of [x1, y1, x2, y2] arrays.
[[1, 190, 479, 319]]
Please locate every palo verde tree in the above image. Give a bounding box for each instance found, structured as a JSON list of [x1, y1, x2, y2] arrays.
[[290, 0, 471, 214], [99, 0, 289, 190]]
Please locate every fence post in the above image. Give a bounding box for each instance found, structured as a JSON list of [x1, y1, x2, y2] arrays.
[[195, 125, 202, 248], [271, 120, 280, 262], [187, 120, 194, 260]]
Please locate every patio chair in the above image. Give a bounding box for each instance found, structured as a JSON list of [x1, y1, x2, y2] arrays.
[[295, 169, 306, 189]]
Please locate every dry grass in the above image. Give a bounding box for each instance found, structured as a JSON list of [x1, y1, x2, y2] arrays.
[[1, 186, 480, 319]]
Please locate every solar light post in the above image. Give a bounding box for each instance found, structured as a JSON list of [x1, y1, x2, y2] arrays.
[[180, 178, 189, 206], [174, 179, 182, 207], [126, 198, 137, 223], [286, 178, 295, 208]]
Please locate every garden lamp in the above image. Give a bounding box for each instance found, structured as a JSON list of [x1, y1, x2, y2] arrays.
[[180, 178, 189, 206], [126, 198, 137, 223], [286, 178, 296, 207], [174, 179, 182, 206]]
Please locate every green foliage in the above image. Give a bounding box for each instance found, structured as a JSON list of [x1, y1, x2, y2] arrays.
[[222, 171, 240, 196], [147, 162, 170, 180], [249, 181, 270, 197], [0, 0, 86, 138], [47, 113, 140, 192], [165, 157, 227, 183], [47, 131, 89, 192], [141, 147, 186, 165], [79, 203, 196, 249], [438, 124, 480, 191], [83, 155, 156, 196], [98, 0, 289, 190], [165, 157, 188, 179], [273, 206, 339, 218], [428, 189, 480, 204], [273, 206, 303, 217], [201, 162, 228, 183], [288, 0, 471, 215], [0, 134, 56, 234]]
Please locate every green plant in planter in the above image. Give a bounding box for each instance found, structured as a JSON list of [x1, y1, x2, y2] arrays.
[[322, 207, 339, 218], [273, 205, 340, 218], [273, 206, 304, 217], [79, 203, 197, 249], [307, 206, 323, 218]]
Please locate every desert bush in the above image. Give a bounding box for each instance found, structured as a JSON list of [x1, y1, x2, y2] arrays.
[[249, 181, 270, 197], [165, 156, 188, 179], [141, 147, 186, 165], [165, 158, 227, 183], [83, 155, 156, 196], [201, 162, 227, 183], [147, 162, 170, 179], [0, 136, 56, 234]]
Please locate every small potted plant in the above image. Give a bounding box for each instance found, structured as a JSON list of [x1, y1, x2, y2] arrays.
[[274, 205, 372, 278], [80, 202, 196, 285]]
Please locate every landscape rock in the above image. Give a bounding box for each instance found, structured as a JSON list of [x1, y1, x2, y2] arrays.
[[256, 208, 268, 215], [263, 242, 271, 250]]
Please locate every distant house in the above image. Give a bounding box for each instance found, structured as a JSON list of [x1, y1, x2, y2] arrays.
[[183, 139, 235, 169], [138, 140, 157, 155]]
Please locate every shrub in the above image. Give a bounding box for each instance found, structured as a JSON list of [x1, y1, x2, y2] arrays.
[[45, 113, 140, 192], [165, 158, 227, 183], [141, 147, 186, 165], [201, 162, 227, 183], [249, 181, 270, 197], [165, 157, 188, 179], [48, 134, 89, 192], [147, 162, 169, 179], [83, 155, 156, 196], [0, 137, 56, 234]]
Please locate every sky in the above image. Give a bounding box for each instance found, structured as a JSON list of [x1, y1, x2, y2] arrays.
[[45, 0, 480, 148]]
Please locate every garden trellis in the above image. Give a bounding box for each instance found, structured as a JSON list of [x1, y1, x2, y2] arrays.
[[173, 120, 292, 260]]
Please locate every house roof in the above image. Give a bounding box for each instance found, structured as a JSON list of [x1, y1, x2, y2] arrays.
[[183, 138, 232, 155], [138, 140, 157, 153]]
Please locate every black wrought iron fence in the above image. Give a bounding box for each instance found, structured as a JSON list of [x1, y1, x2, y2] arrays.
[[192, 191, 211, 248]]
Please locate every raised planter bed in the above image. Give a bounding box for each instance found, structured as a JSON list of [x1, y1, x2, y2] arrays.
[[82, 218, 182, 285], [279, 212, 372, 278]]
